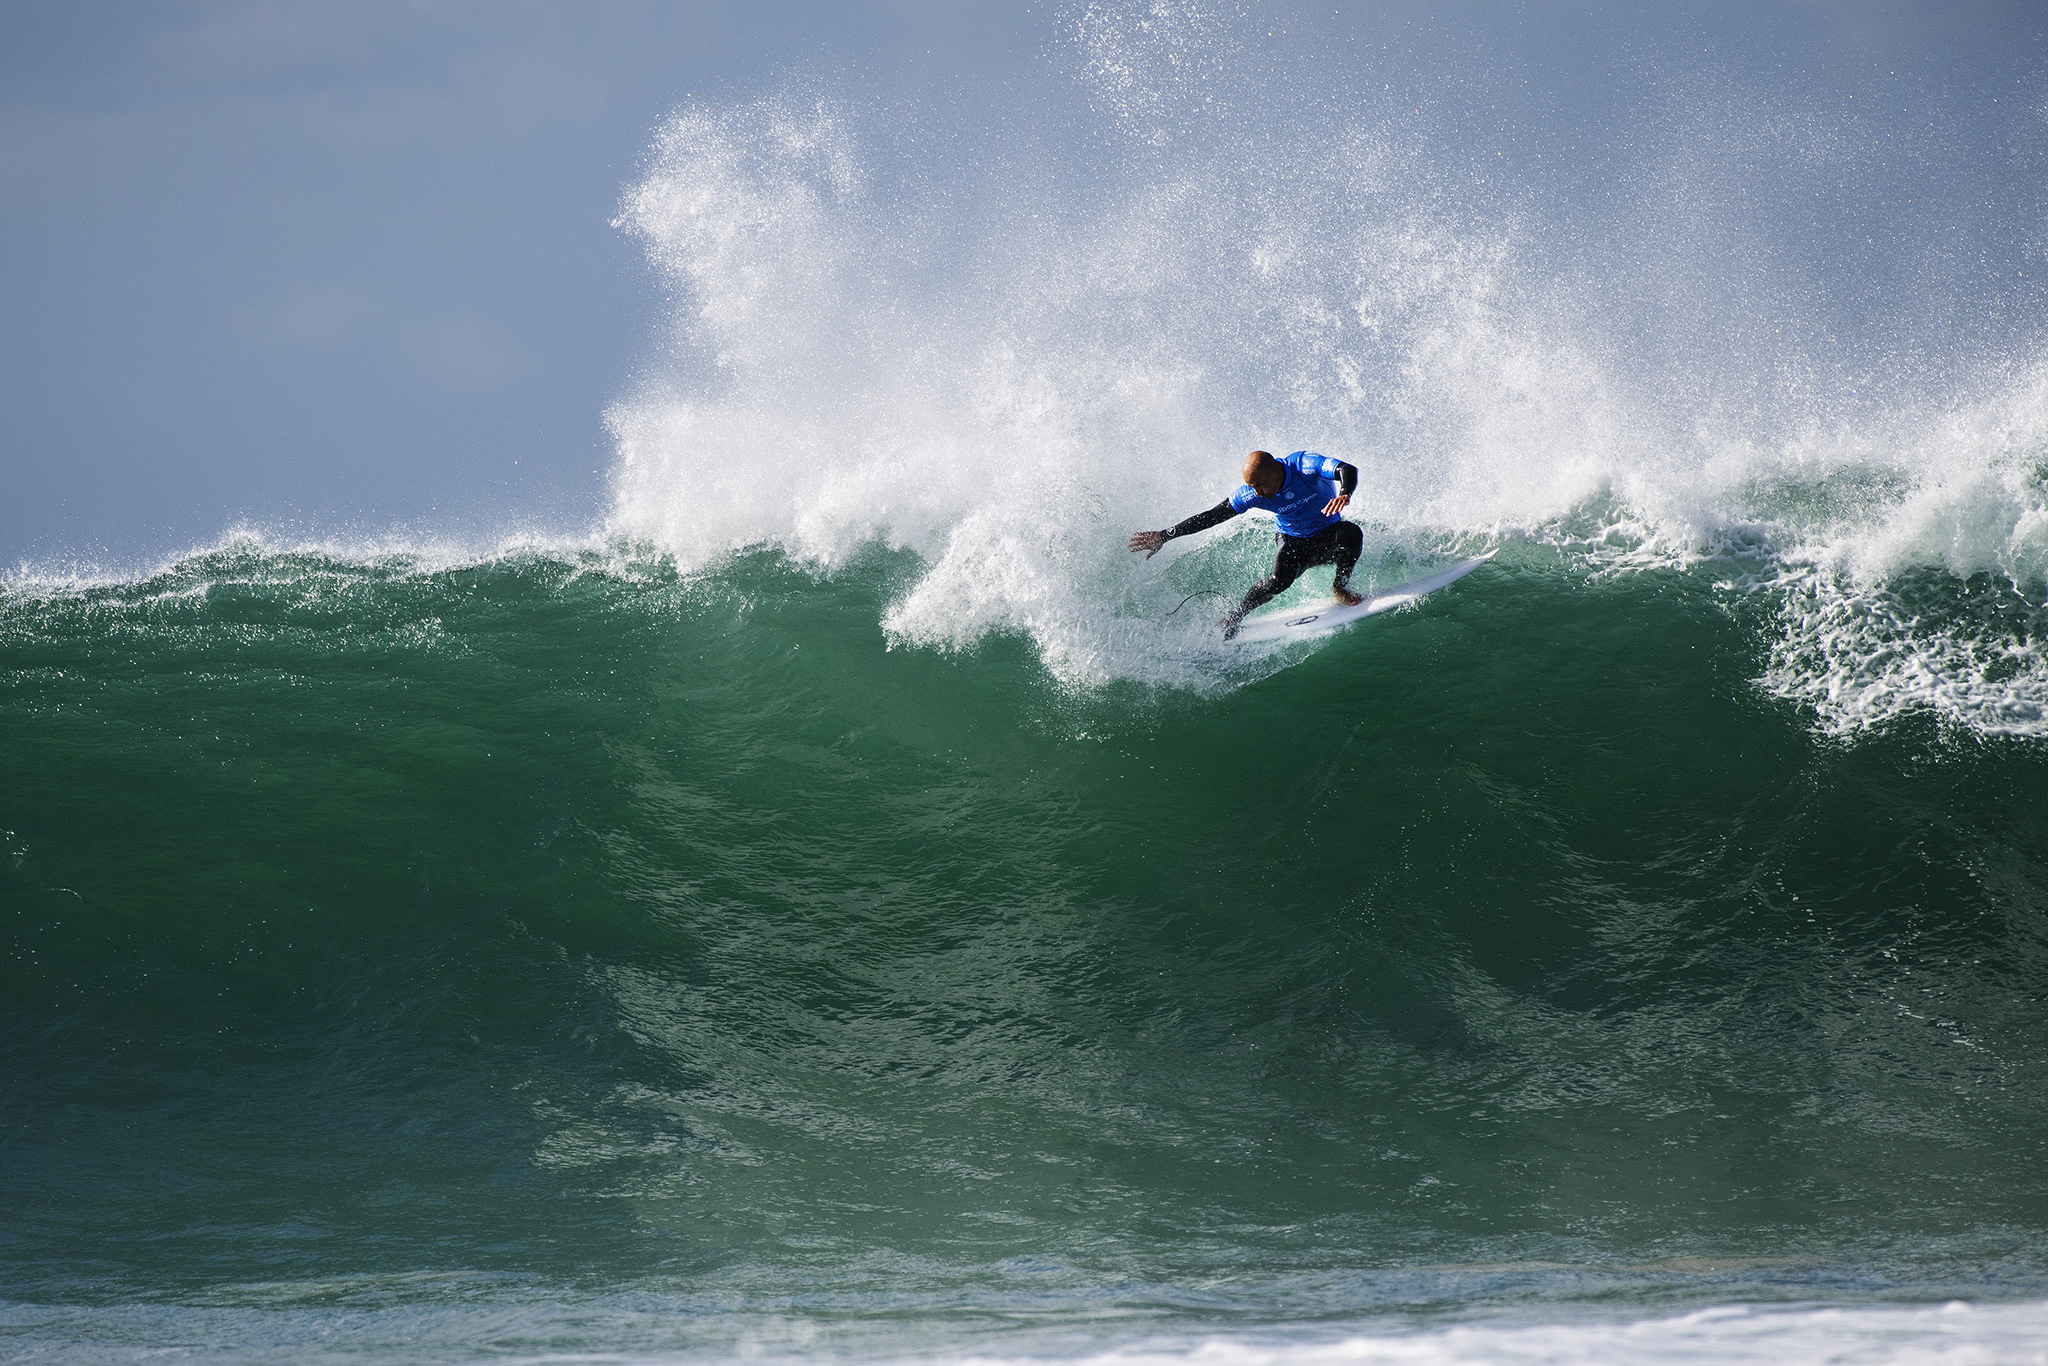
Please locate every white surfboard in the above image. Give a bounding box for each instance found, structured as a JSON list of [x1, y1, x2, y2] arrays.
[[1229, 552, 1494, 645]]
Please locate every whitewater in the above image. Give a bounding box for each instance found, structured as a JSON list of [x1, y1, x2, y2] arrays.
[[592, 15, 2048, 733], [6, 4, 2048, 1364]]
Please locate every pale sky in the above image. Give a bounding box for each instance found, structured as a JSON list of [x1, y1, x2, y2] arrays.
[[2, 1, 2041, 566]]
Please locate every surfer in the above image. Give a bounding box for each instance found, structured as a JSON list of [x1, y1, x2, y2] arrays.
[[1127, 449, 1363, 639]]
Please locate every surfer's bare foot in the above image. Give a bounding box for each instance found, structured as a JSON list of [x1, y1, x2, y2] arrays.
[[1219, 616, 1241, 641], [1333, 586, 1363, 607]]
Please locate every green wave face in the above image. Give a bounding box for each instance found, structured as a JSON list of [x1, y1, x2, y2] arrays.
[[6, 543, 2047, 1355]]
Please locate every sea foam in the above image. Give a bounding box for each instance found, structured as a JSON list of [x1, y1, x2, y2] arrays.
[[947, 1299, 2048, 1366]]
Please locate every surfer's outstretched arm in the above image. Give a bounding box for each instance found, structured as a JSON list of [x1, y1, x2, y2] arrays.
[[1127, 501, 1240, 560]]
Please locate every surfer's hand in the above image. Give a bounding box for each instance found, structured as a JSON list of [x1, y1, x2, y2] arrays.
[[1127, 530, 1167, 559], [1322, 493, 1351, 517]]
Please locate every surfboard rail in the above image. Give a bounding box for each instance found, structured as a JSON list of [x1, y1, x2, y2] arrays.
[[1229, 551, 1495, 644]]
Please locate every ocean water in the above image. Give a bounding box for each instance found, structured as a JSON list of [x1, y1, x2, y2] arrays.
[[9, 6, 2048, 1362]]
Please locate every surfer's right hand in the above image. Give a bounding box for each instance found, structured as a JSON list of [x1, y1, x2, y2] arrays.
[[1127, 530, 1167, 559]]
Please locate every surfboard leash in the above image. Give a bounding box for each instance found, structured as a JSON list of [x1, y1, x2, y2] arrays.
[[1165, 589, 1229, 618]]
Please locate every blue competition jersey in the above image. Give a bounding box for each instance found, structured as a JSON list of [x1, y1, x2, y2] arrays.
[[1229, 451, 1348, 538]]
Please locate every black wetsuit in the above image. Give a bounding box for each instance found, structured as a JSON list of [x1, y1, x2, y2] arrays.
[[1159, 459, 1363, 636]]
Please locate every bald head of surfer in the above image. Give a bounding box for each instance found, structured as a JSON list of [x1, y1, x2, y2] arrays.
[[1127, 447, 1366, 639], [1243, 449, 1286, 499]]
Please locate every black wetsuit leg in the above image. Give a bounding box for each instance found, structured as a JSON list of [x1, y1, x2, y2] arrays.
[[1222, 522, 1365, 635], [1327, 521, 1364, 590]]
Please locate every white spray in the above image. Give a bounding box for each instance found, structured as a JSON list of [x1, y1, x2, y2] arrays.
[[605, 2, 2048, 732]]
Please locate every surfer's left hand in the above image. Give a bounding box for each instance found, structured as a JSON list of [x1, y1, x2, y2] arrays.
[[1322, 493, 1351, 517]]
